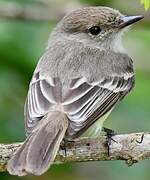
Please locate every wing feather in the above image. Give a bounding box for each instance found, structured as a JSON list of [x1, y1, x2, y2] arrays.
[[25, 73, 60, 136], [25, 70, 134, 138], [64, 75, 134, 138]]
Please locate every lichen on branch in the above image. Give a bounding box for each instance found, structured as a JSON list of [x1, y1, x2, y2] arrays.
[[0, 132, 150, 173]]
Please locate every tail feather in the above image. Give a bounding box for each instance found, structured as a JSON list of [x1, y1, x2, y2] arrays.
[[7, 111, 68, 176]]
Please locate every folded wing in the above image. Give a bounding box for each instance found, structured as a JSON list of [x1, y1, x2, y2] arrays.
[[25, 72, 62, 136], [63, 75, 134, 138], [25, 70, 134, 139]]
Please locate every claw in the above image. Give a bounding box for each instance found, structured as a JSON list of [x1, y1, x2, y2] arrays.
[[60, 140, 67, 156], [136, 134, 144, 144], [103, 127, 117, 156], [60, 139, 75, 156]]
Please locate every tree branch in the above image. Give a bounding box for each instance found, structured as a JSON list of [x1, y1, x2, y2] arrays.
[[0, 132, 150, 172], [0, 1, 149, 23], [0, 2, 65, 22]]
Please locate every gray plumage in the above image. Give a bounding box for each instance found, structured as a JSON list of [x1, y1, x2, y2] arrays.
[[7, 111, 68, 176], [7, 6, 143, 176]]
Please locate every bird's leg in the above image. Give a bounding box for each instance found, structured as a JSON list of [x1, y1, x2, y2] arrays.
[[60, 139, 76, 156], [60, 139, 68, 156], [136, 134, 144, 144], [102, 127, 117, 156]]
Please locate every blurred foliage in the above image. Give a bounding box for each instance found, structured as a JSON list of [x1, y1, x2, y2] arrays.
[[0, 0, 150, 180], [80, 0, 113, 6], [141, 0, 150, 11], [0, 0, 38, 4]]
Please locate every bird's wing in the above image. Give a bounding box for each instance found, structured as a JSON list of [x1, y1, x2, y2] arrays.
[[63, 74, 134, 138], [25, 71, 134, 138], [24, 72, 62, 136]]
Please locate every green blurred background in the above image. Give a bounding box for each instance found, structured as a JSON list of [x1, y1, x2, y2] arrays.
[[0, 0, 150, 179]]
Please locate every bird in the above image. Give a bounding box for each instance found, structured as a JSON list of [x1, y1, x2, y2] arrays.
[[7, 6, 143, 176]]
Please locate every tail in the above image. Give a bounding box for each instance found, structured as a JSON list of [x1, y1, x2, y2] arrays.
[[7, 111, 68, 176]]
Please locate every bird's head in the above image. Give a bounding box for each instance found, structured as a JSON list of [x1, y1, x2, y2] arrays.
[[53, 7, 143, 51]]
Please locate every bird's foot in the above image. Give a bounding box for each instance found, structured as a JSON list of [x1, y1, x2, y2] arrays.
[[136, 134, 144, 144], [102, 127, 117, 156], [60, 139, 76, 156], [60, 140, 67, 156]]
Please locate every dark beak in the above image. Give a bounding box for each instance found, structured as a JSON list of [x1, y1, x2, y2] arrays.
[[119, 15, 144, 28]]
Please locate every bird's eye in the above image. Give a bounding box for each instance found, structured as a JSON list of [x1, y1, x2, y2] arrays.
[[88, 26, 102, 35]]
